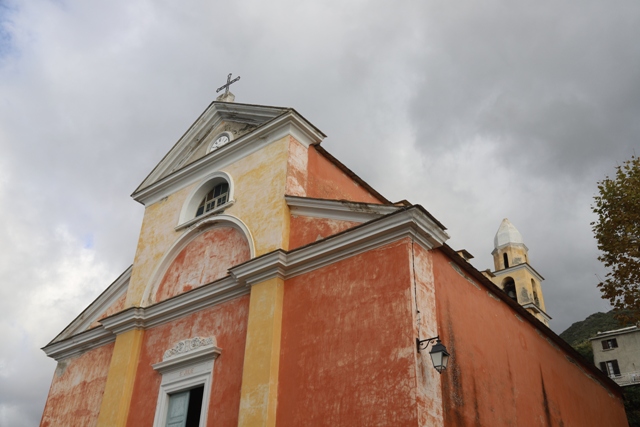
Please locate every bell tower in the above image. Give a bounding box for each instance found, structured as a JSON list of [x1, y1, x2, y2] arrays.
[[489, 218, 551, 326]]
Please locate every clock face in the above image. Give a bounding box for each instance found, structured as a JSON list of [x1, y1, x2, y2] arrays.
[[212, 135, 230, 150]]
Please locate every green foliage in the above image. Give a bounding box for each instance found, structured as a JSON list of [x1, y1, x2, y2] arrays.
[[571, 340, 594, 362], [624, 386, 640, 427], [592, 156, 640, 324]]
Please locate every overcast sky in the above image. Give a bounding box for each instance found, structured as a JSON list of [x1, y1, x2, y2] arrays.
[[1, 0, 639, 425]]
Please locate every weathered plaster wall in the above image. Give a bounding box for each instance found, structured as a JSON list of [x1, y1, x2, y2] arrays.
[[306, 145, 384, 204], [126, 136, 291, 307], [432, 250, 628, 427], [412, 244, 444, 427], [288, 215, 360, 249], [277, 239, 420, 426], [154, 227, 250, 303], [285, 137, 308, 197], [126, 295, 250, 427], [40, 343, 115, 427]]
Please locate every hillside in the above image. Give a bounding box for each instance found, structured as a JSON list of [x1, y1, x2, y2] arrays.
[[560, 310, 627, 346]]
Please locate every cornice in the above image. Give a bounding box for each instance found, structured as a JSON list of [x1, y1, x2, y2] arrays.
[[285, 196, 400, 222], [492, 262, 545, 281], [43, 206, 447, 360], [133, 111, 326, 206], [42, 277, 248, 361], [42, 326, 115, 362], [230, 207, 450, 285], [521, 303, 552, 321]]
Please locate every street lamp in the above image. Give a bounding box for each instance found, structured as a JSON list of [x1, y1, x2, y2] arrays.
[[416, 336, 450, 374]]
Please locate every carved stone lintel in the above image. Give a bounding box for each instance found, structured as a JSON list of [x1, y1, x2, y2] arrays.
[[163, 337, 216, 361]]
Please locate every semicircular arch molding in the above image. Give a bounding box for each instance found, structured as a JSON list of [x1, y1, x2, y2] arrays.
[[178, 171, 236, 226], [142, 215, 254, 306]]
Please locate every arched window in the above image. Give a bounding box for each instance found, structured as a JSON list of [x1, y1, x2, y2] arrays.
[[502, 277, 517, 302], [503, 253, 509, 269], [195, 182, 229, 217], [176, 172, 235, 229], [532, 279, 540, 307]]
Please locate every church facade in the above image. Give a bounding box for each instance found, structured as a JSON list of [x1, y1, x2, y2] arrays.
[[40, 95, 628, 427]]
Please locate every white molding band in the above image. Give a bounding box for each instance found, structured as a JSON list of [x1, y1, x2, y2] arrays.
[[494, 262, 545, 282], [521, 303, 552, 321], [42, 206, 448, 361], [285, 195, 400, 223]]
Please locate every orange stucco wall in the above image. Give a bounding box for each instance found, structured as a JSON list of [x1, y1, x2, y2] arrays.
[[40, 343, 115, 427], [288, 215, 360, 249], [277, 239, 421, 426], [155, 227, 250, 303], [430, 249, 628, 427], [306, 146, 384, 204], [126, 295, 250, 427]]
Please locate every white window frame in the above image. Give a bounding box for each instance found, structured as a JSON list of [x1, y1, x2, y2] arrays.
[[176, 172, 235, 230], [151, 337, 221, 427]]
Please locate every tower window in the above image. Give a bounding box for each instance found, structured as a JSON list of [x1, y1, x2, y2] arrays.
[[196, 182, 229, 217], [502, 277, 517, 302], [503, 253, 509, 269], [531, 280, 540, 307]]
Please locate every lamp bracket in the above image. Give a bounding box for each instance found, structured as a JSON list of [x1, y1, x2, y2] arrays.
[[416, 336, 439, 353]]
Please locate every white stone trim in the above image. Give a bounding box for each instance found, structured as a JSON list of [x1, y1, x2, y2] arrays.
[[142, 215, 255, 306], [231, 207, 450, 285], [101, 276, 247, 334], [50, 266, 131, 344], [286, 195, 400, 222], [44, 207, 448, 357], [151, 337, 221, 427], [521, 303, 552, 321], [493, 262, 545, 282], [42, 326, 116, 361], [133, 111, 325, 206], [176, 171, 236, 227]]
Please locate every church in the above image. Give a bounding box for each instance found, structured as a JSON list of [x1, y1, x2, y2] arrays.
[[40, 83, 628, 427]]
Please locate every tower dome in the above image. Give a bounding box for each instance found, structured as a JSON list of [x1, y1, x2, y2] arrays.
[[494, 218, 524, 249]]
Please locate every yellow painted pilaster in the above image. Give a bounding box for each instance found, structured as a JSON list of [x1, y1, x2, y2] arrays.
[[97, 329, 144, 427], [238, 277, 285, 427]]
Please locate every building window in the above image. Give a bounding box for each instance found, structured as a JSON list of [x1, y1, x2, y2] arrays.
[[600, 360, 621, 377], [166, 386, 204, 427], [601, 338, 618, 350], [503, 253, 509, 268], [195, 182, 229, 217], [502, 277, 517, 302], [152, 337, 221, 427]]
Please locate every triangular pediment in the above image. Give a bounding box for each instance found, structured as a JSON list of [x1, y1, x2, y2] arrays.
[[135, 102, 291, 194]]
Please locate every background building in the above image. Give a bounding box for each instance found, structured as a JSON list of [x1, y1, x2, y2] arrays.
[[40, 94, 628, 427], [592, 325, 640, 387]]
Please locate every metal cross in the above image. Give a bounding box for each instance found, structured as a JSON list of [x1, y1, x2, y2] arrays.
[[216, 73, 241, 95]]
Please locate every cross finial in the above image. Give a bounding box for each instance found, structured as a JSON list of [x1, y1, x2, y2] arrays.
[[216, 73, 240, 97]]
